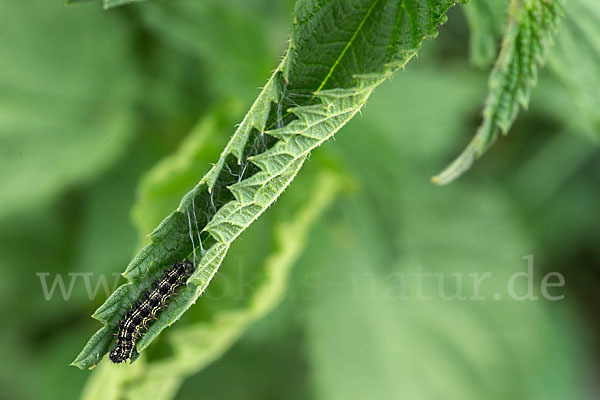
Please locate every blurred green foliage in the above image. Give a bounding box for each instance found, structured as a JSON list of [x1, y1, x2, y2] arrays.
[[0, 1, 599, 400]]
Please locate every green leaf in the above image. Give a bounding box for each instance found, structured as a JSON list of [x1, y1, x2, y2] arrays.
[[86, 171, 342, 399], [79, 105, 345, 397], [131, 103, 239, 238], [433, 0, 564, 185], [462, 0, 508, 68], [0, 0, 137, 220], [548, 0, 600, 133], [73, 0, 459, 370]]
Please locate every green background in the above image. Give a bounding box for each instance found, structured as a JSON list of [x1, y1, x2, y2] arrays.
[[0, 1, 598, 399]]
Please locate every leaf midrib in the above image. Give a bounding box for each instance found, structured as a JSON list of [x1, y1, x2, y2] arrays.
[[269, 0, 380, 131], [311, 0, 380, 99]]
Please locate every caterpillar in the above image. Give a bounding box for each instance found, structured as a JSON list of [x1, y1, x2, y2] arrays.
[[109, 260, 194, 363]]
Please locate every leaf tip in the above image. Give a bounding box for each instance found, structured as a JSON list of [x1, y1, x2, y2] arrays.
[[431, 143, 479, 186]]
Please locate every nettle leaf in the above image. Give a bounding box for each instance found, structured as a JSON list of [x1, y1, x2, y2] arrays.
[[82, 167, 344, 400], [462, 0, 508, 68], [72, 0, 459, 370], [433, 0, 564, 185], [79, 103, 346, 398], [131, 104, 239, 238], [549, 0, 600, 132]]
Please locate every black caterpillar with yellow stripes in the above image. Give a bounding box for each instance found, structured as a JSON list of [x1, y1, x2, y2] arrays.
[[109, 260, 194, 363]]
